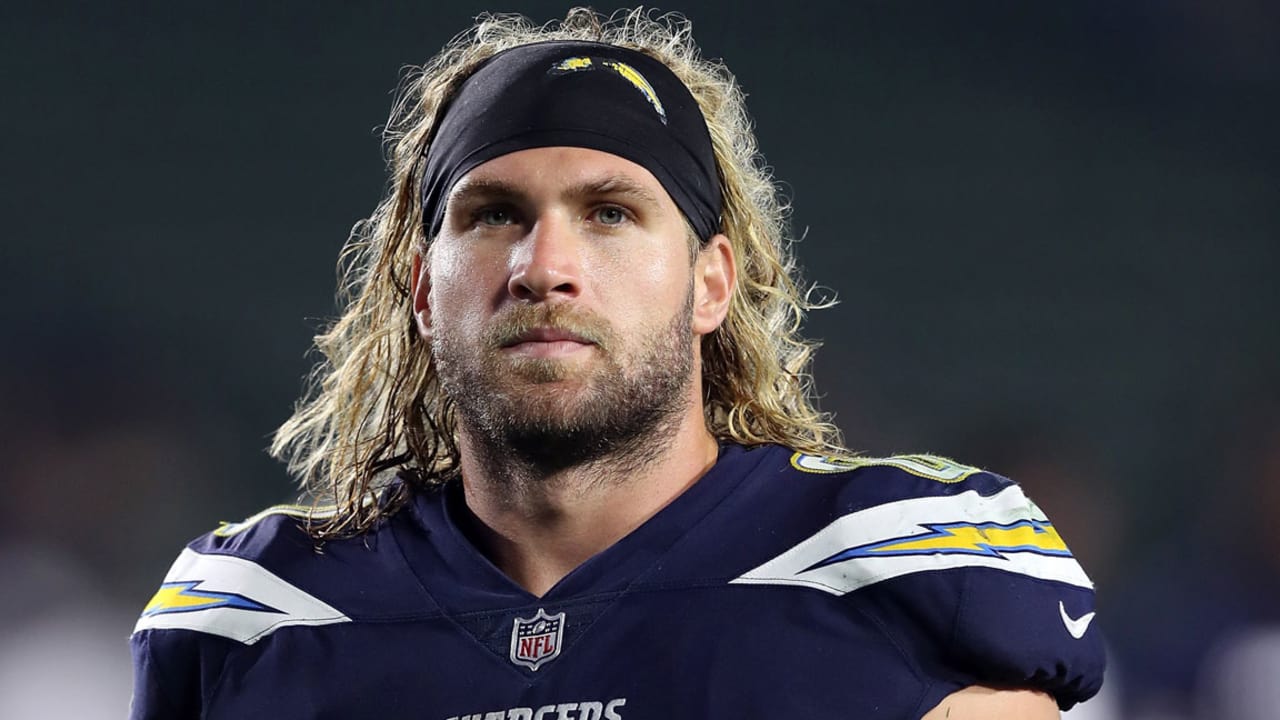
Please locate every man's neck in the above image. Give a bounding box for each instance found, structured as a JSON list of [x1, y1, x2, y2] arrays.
[[455, 411, 721, 597]]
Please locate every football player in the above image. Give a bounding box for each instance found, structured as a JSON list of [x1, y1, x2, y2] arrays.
[[131, 8, 1104, 719]]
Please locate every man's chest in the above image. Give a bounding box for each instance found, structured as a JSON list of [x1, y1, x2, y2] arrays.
[[202, 586, 942, 720]]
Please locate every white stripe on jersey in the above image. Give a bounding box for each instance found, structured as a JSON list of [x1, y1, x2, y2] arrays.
[[133, 548, 350, 644], [730, 484, 1093, 595]]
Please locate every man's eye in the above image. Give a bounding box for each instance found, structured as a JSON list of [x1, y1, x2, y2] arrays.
[[476, 208, 515, 226], [594, 206, 628, 226]]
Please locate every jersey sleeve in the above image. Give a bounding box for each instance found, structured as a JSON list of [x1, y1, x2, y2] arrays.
[[947, 559, 1103, 706], [127, 506, 347, 718], [863, 469, 1107, 710], [736, 455, 1106, 710]]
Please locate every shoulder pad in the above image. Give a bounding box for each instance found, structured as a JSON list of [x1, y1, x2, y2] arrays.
[[735, 453, 1104, 707], [133, 502, 352, 644], [732, 468, 1091, 594], [133, 547, 350, 644]]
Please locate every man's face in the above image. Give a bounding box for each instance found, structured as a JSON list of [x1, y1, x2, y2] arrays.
[[420, 146, 702, 465]]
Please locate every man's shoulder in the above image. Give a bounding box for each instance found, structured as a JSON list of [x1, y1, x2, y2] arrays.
[[175, 501, 356, 578], [731, 446, 1105, 710], [739, 447, 1092, 594], [132, 499, 430, 645]]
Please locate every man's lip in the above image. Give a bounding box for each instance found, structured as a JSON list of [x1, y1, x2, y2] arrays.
[[502, 327, 594, 347]]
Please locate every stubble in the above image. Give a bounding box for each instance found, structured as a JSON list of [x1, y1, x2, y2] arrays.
[[433, 288, 696, 478]]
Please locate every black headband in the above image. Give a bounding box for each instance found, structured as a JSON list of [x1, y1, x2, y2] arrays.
[[419, 41, 722, 241]]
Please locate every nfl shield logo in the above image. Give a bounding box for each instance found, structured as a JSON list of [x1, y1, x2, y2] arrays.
[[509, 608, 566, 671]]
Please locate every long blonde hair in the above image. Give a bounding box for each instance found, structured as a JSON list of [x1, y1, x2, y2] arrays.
[[271, 7, 844, 537]]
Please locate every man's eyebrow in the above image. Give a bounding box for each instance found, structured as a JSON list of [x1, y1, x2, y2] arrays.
[[446, 174, 665, 209], [565, 176, 664, 207], [446, 178, 523, 207]]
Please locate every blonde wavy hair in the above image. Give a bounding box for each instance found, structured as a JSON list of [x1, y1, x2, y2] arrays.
[[272, 7, 844, 538]]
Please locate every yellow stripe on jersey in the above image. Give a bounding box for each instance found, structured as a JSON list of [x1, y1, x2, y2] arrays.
[[790, 452, 981, 483], [213, 503, 339, 537]]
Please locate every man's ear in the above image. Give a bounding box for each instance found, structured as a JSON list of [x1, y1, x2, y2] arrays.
[[692, 233, 736, 336], [411, 251, 432, 340]]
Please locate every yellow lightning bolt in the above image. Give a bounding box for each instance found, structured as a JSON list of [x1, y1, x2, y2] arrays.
[[553, 57, 594, 72], [808, 520, 1073, 572], [601, 60, 667, 122], [145, 583, 220, 615], [873, 522, 1068, 556], [142, 581, 276, 617]]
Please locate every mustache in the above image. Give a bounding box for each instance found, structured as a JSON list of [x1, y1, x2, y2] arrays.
[[484, 304, 615, 351]]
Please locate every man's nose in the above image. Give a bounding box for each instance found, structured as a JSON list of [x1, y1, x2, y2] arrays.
[[507, 214, 583, 301]]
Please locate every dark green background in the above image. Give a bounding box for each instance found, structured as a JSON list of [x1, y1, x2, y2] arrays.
[[3, 2, 1277, 716]]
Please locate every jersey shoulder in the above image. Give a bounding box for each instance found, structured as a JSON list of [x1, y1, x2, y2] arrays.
[[743, 449, 1089, 592], [132, 498, 430, 645], [738, 448, 1106, 709], [132, 503, 351, 645]]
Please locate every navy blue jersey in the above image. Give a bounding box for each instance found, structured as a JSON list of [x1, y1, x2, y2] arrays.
[[131, 444, 1105, 719]]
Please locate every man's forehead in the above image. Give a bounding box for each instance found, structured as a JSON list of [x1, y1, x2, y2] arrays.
[[447, 147, 672, 208]]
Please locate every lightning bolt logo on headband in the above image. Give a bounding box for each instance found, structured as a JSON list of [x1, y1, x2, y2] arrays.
[[550, 56, 668, 124], [804, 519, 1071, 572]]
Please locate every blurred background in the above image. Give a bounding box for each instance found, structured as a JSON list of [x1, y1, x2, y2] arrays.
[[2, 1, 1277, 717]]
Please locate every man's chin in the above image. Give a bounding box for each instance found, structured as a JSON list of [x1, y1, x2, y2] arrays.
[[501, 356, 596, 385], [494, 392, 603, 427]]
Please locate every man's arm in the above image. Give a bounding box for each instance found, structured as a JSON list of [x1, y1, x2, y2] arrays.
[[921, 686, 1060, 720]]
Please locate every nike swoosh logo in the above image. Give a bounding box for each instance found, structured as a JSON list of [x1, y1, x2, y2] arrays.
[[1059, 601, 1096, 639]]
